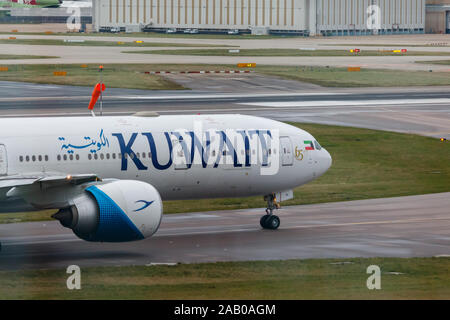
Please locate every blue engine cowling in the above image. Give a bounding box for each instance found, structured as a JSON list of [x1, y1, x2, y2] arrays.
[[53, 180, 163, 242]]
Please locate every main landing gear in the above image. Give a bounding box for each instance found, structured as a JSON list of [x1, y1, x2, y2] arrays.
[[260, 193, 281, 230]]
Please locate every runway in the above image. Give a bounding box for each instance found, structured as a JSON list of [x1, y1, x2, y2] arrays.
[[0, 80, 449, 139], [0, 193, 449, 270]]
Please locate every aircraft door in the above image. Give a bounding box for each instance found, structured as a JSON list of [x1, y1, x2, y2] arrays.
[[280, 137, 293, 166], [172, 139, 188, 170], [0, 145, 7, 175]]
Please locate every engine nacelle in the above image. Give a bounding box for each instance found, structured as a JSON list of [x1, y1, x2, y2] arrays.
[[53, 180, 163, 242]]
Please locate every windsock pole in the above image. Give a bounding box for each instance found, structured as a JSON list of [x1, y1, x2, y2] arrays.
[[88, 83, 106, 117], [99, 65, 104, 116]]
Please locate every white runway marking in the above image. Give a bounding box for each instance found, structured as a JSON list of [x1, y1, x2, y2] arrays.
[[113, 92, 343, 100], [0, 84, 60, 90], [240, 98, 450, 108]]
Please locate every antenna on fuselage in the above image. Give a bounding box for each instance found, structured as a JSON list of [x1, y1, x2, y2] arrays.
[[87, 65, 106, 117]]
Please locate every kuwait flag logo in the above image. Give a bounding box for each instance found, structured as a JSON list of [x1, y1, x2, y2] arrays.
[[304, 140, 315, 151]]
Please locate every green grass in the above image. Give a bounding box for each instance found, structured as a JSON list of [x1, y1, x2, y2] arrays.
[[0, 210, 56, 224], [0, 257, 448, 299], [126, 48, 450, 57], [2, 123, 449, 222], [256, 65, 450, 87], [0, 38, 234, 47], [3, 63, 450, 88], [0, 54, 57, 60], [0, 64, 186, 90]]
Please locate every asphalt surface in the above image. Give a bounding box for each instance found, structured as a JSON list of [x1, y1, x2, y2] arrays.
[[0, 80, 449, 139], [0, 193, 449, 270]]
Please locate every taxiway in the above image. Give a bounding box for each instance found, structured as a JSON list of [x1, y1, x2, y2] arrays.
[[0, 80, 449, 139], [0, 193, 449, 270]]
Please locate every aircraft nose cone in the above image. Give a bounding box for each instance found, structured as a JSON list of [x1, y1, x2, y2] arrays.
[[324, 149, 332, 171], [320, 148, 332, 174]]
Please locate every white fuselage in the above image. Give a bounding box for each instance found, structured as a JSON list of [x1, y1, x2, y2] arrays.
[[0, 114, 331, 210]]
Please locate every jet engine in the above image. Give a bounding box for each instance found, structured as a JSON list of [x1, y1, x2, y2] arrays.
[[53, 180, 163, 242]]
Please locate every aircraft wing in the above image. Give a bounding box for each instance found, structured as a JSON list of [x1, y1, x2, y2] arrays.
[[0, 172, 100, 190], [0, 173, 103, 213]]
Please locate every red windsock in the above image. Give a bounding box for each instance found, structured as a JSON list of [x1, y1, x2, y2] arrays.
[[88, 83, 106, 110]]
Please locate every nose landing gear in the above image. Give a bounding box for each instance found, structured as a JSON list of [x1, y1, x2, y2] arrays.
[[260, 193, 281, 230]]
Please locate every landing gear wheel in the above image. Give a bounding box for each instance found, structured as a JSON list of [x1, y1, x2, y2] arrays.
[[260, 215, 280, 230], [260, 193, 281, 230], [266, 215, 280, 230], [260, 215, 270, 228]]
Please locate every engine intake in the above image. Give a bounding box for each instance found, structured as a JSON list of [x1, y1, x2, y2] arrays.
[[53, 180, 163, 242]]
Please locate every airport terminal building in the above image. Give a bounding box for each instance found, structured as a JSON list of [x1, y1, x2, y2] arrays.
[[93, 0, 426, 35]]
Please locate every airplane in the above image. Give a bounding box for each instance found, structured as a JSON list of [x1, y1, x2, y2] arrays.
[[0, 0, 61, 8], [0, 91, 332, 243]]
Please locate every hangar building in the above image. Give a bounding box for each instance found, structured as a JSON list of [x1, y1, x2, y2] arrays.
[[92, 0, 426, 35], [425, 0, 450, 33]]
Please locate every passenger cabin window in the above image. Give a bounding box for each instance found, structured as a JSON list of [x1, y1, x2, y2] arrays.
[[19, 154, 50, 163]]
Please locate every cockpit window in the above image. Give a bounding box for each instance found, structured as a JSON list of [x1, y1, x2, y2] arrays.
[[314, 140, 322, 150]]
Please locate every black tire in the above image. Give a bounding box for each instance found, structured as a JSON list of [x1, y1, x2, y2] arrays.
[[266, 215, 280, 230], [260, 215, 270, 228]]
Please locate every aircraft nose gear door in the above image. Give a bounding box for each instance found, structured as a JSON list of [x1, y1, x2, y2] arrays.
[[0, 145, 7, 176], [280, 137, 293, 166]]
